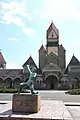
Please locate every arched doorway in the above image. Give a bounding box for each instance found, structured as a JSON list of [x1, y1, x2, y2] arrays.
[[0, 77, 4, 88], [4, 77, 12, 88], [13, 77, 21, 88], [46, 75, 58, 89]]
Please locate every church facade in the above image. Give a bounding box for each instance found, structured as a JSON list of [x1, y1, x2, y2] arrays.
[[0, 22, 80, 90]]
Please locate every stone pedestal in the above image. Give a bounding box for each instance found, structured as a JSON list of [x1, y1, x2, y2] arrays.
[[12, 93, 40, 113]]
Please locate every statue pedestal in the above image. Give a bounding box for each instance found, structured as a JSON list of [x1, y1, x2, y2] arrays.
[[12, 93, 40, 113]]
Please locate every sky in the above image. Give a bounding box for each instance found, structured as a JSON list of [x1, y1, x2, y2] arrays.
[[0, 0, 80, 69]]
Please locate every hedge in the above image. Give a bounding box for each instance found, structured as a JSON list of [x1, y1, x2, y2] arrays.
[[0, 88, 30, 93]]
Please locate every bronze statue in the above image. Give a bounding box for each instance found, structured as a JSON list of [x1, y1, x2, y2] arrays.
[[20, 65, 38, 94]]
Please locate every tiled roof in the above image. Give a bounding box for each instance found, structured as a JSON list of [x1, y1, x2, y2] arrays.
[[0, 69, 23, 77], [47, 22, 59, 38], [0, 52, 6, 63]]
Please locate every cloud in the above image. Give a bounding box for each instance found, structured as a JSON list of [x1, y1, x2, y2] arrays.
[[8, 37, 20, 42], [0, 0, 36, 36], [23, 28, 36, 36], [40, 0, 80, 21], [0, 0, 29, 26]]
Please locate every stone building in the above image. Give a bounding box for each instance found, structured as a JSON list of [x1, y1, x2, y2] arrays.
[[36, 22, 66, 89], [63, 55, 80, 89], [0, 22, 80, 90]]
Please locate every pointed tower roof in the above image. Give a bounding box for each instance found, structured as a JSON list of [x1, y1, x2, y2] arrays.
[[47, 22, 59, 38], [65, 55, 80, 74], [59, 44, 66, 51], [0, 52, 6, 63], [38, 44, 46, 52], [22, 56, 37, 68]]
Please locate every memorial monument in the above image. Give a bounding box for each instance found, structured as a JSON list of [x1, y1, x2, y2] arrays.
[[20, 65, 38, 94], [12, 65, 40, 113]]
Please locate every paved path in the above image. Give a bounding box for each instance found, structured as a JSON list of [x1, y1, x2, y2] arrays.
[[0, 90, 80, 102], [67, 106, 80, 120], [0, 100, 73, 120]]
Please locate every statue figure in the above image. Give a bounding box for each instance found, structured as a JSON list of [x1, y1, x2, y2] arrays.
[[20, 65, 37, 94]]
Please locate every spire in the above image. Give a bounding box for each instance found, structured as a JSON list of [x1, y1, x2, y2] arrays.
[[47, 21, 59, 38]]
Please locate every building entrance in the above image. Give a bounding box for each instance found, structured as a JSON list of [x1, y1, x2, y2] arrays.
[[51, 83, 54, 89], [46, 75, 58, 89]]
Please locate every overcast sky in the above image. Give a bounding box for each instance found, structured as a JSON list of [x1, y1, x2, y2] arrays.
[[0, 0, 80, 68]]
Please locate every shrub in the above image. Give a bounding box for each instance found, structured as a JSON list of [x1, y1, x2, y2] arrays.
[[65, 89, 80, 95]]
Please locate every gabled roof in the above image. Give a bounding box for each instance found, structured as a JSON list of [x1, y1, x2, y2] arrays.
[[68, 55, 79, 66], [65, 55, 80, 74], [38, 44, 46, 52], [47, 22, 59, 38], [22, 56, 37, 68], [0, 52, 6, 63]]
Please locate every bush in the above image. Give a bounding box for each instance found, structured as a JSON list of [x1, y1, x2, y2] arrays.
[[65, 89, 80, 95], [0, 88, 30, 93]]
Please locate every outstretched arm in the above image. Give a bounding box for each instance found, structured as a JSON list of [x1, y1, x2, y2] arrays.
[[27, 65, 32, 74]]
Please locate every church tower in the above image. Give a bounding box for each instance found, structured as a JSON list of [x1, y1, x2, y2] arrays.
[[46, 22, 59, 56]]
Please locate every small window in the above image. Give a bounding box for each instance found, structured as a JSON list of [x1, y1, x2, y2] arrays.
[[52, 32, 53, 37]]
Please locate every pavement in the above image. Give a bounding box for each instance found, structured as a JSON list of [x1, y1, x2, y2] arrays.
[[67, 106, 80, 120], [0, 90, 80, 102], [0, 101, 80, 120], [0, 100, 73, 120], [0, 91, 80, 119]]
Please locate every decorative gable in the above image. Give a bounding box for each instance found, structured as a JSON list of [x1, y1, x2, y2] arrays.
[[42, 62, 61, 72], [46, 52, 58, 65]]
